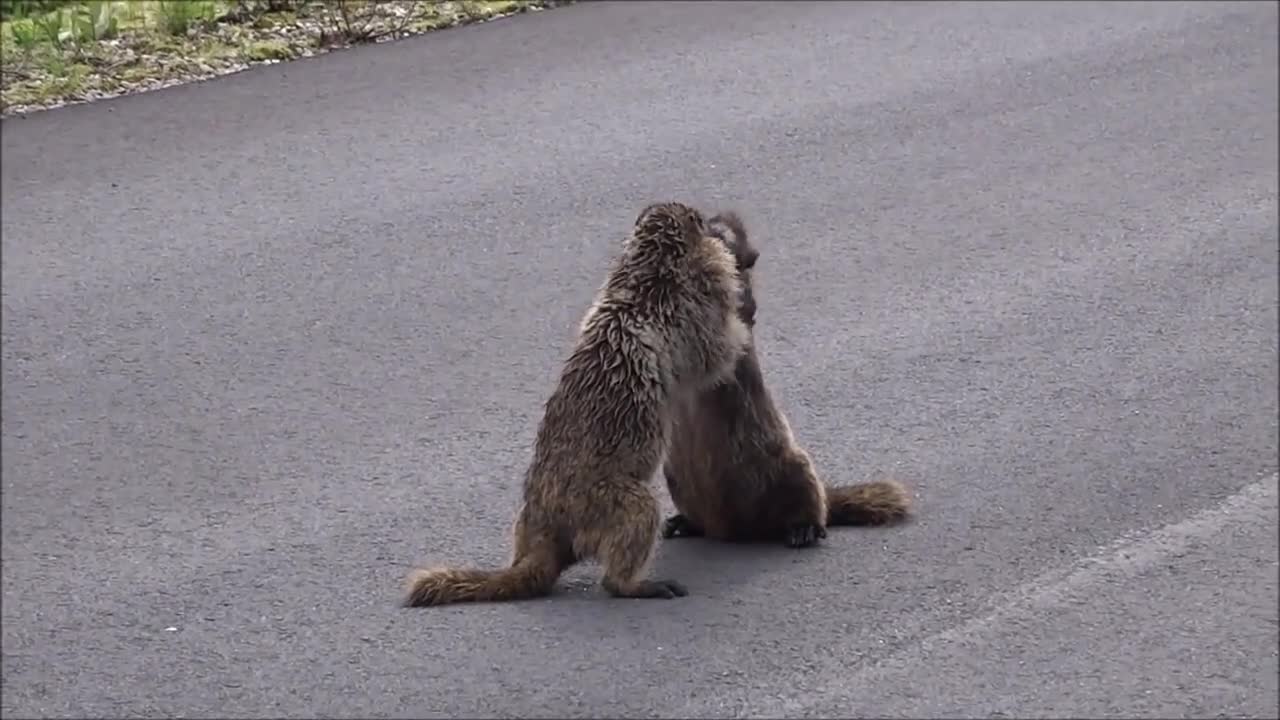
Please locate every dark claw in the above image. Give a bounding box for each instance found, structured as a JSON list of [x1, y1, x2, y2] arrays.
[[662, 513, 702, 539], [786, 523, 825, 548]]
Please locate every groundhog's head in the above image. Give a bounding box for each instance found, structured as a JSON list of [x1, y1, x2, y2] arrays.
[[706, 211, 759, 327], [626, 202, 751, 326], [631, 202, 711, 250]]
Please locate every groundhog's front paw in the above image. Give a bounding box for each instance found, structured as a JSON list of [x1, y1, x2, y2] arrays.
[[785, 523, 826, 548], [662, 513, 703, 539]]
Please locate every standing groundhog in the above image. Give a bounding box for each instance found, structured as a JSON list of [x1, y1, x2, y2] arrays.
[[405, 202, 751, 606], [662, 211, 912, 549]]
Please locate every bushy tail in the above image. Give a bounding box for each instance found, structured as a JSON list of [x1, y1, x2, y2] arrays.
[[826, 479, 912, 526], [403, 556, 560, 607]]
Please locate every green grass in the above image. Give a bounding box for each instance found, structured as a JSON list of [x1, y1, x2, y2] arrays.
[[3, 1, 214, 40], [2, 1, 563, 114]]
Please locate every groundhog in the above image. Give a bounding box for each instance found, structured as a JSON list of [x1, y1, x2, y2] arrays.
[[405, 202, 751, 606], [661, 211, 911, 549]]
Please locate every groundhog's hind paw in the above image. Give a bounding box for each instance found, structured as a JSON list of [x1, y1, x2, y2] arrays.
[[604, 578, 690, 599]]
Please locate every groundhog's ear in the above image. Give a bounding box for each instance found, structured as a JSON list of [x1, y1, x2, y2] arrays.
[[708, 211, 746, 239]]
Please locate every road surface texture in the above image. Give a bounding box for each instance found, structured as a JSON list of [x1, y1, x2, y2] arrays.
[[2, 1, 1277, 718]]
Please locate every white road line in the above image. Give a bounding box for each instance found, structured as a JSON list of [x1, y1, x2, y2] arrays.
[[685, 471, 1280, 718]]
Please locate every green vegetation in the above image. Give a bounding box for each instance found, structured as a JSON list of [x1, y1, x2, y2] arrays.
[[1, 1, 565, 115]]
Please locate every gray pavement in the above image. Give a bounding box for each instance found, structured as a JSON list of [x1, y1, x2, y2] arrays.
[[2, 1, 1277, 718]]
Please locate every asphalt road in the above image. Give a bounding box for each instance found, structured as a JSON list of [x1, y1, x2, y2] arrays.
[[2, 1, 1277, 718]]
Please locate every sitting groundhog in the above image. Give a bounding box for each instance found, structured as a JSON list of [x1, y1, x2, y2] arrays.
[[662, 211, 911, 548], [404, 202, 752, 606]]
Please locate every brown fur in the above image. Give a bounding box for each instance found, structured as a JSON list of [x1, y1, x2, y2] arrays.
[[662, 211, 912, 549], [405, 202, 751, 606]]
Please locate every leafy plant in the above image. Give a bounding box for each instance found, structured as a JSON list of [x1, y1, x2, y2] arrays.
[[0, 0, 74, 22], [6, 17, 39, 49], [30, 5, 64, 48], [154, 0, 214, 37], [70, 0, 118, 43]]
